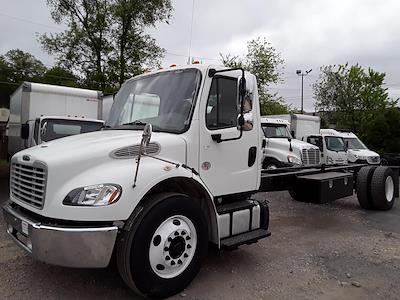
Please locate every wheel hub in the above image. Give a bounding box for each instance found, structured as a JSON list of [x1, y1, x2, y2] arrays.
[[385, 176, 394, 202], [149, 215, 197, 279], [169, 236, 186, 259]]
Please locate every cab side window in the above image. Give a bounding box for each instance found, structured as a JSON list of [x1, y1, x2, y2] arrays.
[[307, 136, 323, 151], [206, 77, 238, 130]]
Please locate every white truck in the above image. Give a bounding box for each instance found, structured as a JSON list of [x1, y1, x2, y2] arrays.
[[7, 82, 105, 158], [2, 65, 399, 298], [271, 114, 348, 165], [260, 117, 321, 169], [320, 129, 380, 165]]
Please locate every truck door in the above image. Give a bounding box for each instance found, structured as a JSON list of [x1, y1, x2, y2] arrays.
[[199, 74, 260, 196]]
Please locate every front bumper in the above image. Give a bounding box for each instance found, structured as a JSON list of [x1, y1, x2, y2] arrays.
[[2, 203, 118, 268]]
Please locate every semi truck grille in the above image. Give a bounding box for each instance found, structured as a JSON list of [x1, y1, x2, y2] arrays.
[[10, 163, 47, 209], [301, 149, 321, 165]]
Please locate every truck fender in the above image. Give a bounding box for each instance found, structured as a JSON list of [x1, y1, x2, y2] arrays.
[[124, 176, 219, 245]]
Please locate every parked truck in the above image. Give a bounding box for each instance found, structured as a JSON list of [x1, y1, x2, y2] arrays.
[[3, 65, 399, 298], [269, 114, 347, 165], [7, 82, 105, 158], [260, 117, 321, 169], [320, 129, 380, 165]]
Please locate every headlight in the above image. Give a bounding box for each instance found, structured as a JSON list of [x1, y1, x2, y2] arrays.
[[63, 184, 122, 206], [327, 156, 334, 164], [287, 155, 302, 165]]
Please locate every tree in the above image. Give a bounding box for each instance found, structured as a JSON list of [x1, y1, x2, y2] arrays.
[[313, 63, 399, 153], [41, 66, 80, 87], [313, 64, 391, 133], [0, 49, 48, 107], [40, 0, 172, 92], [2, 49, 46, 83], [220, 37, 290, 115]]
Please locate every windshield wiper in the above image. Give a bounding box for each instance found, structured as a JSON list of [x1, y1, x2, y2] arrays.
[[122, 120, 147, 126]]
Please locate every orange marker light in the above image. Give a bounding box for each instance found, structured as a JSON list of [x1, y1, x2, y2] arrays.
[[192, 60, 200, 64], [170, 64, 177, 67]]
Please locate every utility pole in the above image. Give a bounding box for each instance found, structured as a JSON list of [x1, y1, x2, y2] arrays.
[[296, 69, 312, 114]]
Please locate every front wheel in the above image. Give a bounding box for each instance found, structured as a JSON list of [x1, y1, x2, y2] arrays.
[[117, 194, 208, 298]]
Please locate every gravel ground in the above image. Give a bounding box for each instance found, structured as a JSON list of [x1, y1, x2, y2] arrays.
[[1, 173, 400, 300]]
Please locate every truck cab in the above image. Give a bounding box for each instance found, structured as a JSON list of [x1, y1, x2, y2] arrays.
[[3, 65, 269, 298], [26, 116, 104, 147], [260, 117, 320, 169], [320, 129, 380, 165], [306, 131, 348, 165]]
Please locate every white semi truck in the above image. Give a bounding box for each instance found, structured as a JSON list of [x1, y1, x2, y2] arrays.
[[2, 65, 399, 298], [260, 117, 321, 169], [7, 82, 105, 158]]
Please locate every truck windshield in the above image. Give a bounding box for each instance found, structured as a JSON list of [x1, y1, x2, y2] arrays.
[[344, 137, 367, 150], [40, 119, 103, 142], [107, 68, 201, 133], [324, 136, 346, 152], [262, 124, 291, 138]]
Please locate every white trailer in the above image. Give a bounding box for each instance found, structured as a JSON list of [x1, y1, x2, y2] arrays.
[[7, 82, 104, 157], [3, 65, 399, 298]]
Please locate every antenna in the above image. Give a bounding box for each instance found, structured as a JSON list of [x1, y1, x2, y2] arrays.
[[188, 0, 195, 64]]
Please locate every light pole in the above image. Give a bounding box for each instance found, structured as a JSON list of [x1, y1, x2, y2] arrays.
[[296, 69, 312, 114]]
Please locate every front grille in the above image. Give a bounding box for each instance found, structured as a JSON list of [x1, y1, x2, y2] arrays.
[[301, 148, 321, 165], [10, 163, 47, 209]]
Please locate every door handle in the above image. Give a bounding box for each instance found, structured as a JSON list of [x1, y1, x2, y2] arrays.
[[248, 146, 257, 167]]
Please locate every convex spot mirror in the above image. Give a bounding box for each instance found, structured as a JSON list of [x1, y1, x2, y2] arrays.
[[142, 123, 152, 147]]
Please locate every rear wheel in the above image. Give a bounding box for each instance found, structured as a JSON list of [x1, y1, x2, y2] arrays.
[[117, 194, 208, 298], [356, 166, 377, 209], [370, 167, 396, 211]]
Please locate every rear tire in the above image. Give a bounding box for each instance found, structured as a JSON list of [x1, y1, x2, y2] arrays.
[[356, 166, 377, 209], [116, 194, 208, 298], [370, 167, 396, 211]]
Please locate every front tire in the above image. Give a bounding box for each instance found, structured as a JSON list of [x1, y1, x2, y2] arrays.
[[117, 194, 208, 298]]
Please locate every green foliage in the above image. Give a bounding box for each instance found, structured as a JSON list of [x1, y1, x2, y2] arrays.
[[41, 66, 79, 87], [0, 49, 48, 107], [0, 49, 85, 107], [220, 37, 289, 115], [361, 107, 400, 154], [314, 63, 399, 152], [40, 0, 172, 91], [2, 49, 47, 83]]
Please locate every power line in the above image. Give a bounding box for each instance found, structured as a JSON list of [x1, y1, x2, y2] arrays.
[[0, 12, 63, 30]]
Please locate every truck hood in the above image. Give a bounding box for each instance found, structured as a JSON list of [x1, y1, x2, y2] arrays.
[[14, 129, 187, 166], [268, 137, 319, 152], [347, 149, 380, 163]]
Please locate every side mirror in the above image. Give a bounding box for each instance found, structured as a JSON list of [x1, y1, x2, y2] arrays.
[[20, 123, 29, 140], [142, 123, 152, 147]]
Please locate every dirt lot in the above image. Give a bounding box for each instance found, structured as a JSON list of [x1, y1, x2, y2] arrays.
[[1, 172, 400, 300]]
